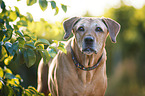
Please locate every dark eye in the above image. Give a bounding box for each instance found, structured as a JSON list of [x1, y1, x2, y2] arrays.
[[95, 27, 103, 32], [78, 27, 85, 31]]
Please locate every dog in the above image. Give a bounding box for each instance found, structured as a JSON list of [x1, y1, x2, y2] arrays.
[[37, 17, 120, 96]]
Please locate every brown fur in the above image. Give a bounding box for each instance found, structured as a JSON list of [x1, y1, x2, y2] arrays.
[[37, 17, 120, 96]]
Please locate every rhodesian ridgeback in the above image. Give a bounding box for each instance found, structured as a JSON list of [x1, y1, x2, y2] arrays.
[[37, 17, 120, 96]]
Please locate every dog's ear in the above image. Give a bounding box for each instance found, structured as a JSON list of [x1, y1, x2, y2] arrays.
[[102, 18, 121, 43], [63, 17, 80, 39]]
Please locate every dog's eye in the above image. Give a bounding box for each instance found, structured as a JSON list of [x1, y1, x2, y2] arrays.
[[95, 27, 103, 32], [78, 27, 85, 31]]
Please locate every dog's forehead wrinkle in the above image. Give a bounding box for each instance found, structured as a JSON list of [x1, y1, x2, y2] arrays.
[[76, 18, 104, 27]]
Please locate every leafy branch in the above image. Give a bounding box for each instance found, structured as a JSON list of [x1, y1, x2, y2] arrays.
[[0, 0, 67, 95], [26, 0, 67, 15], [0, 66, 44, 96]]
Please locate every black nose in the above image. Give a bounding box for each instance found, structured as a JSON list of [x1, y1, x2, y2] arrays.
[[84, 36, 94, 44]]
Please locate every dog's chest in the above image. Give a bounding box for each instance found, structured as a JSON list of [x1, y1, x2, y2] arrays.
[[51, 49, 107, 95], [58, 68, 106, 96]]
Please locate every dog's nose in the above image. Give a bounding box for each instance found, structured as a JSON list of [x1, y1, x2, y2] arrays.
[[84, 36, 94, 44]]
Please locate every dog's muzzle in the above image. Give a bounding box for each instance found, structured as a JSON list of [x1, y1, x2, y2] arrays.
[[82, 36, 97, 54]]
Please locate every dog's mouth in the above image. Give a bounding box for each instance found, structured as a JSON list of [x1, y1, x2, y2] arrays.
[[82, 47, 97, 55]]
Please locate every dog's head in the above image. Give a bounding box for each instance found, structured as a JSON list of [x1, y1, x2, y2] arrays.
[[63, 17, 120, 55]]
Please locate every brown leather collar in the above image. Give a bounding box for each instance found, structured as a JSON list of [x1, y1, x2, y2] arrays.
[[70, 46, 103, 71]]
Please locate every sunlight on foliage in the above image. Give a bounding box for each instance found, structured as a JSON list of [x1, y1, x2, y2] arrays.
[[4, 56, 13, 65], [0, 66, 44, 95], [27, 19, 64, 40], [0, 0, 67, 95]]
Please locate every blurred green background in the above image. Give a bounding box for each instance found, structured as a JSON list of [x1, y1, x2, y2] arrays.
[[1, 0, 145, 96], [104, 3, 145, 95]]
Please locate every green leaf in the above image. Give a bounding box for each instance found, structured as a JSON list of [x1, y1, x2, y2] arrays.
[[13, 24, 19, 30], [57, 42, 67, 54], [23, 49, 28, 65], [61, 4, 67, 13], [17, 37, 25, 47], [9, 11, 17, 21], [28, 86, 38, 94], [48, 48, 57, 57], [3, 30, 12, 42], [24, 44, 36, 49], [0, 67, 3, 78], [5, 73, 15, 79], [57, 46, 67, 54], [23, 48, 36, 68], [4, 67, 12, 74], [50, 1, 56, 9], [17, 20, 27, 27], [24, 89, 32, 95], [7, 78, 20, 87], [15, 74, 23, 82], [0, 81, 2, 89], [0, 46, 8, 62], [38, 92, 45, 96], [5, 41, 19, 56], [24, 34, 31, 41], [27, 12, 33, 22], [27, 0, 37, 6], [59, 42, 65, 46], [40, 50, 50, 64], [14, 6, 20, 17], [49, 46, 57, 52], [54, 6, 59, 15], [34, 39, 50, 46], [1, 1, 6, 10], [36, 44, 44, 50], [4, 56, 13, 65], [15, 30, 24, 37], [39, 0, 48, 11], [5, 42, 13, 55], [24, 43, 36, 49], [14, 49, 25, 65], [52, 40, 58, 45], [13, 41, 19, 51], [6, 22, 13, 31]]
